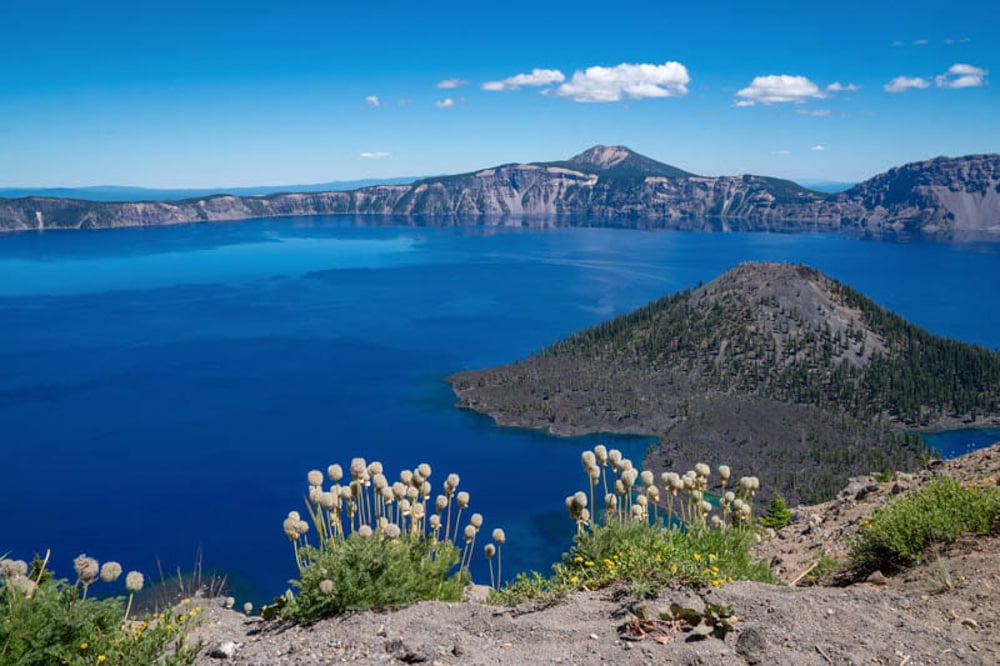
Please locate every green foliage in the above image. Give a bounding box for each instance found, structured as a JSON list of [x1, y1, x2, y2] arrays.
[[0, 556, 199, 666], [873, 469, 895, 483], [850, 476, 1000, 574], [492, 449, 772, 605], [281, 535, 467, 620], [759, 493, 792, 529], [559, 521, 774, 594], [272, 458, 496, 622]]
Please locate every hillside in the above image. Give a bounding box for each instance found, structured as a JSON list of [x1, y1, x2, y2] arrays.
[[449, 263, 1000, 504], [1, 147, 998, 234], [186, 443, 1000, 665]]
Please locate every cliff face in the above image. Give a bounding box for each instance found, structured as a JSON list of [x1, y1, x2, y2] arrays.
[[1, 147, 997, 234]]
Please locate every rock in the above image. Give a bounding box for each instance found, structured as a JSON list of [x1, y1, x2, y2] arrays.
[[866, 571, 889, 586], [464, 584, 492, 603], [207, 641, 238, 659], [385, 638, 429, 663], [735, 628, 768, 664], [855, 484, 880, 501], [962, 618, 980, 630]]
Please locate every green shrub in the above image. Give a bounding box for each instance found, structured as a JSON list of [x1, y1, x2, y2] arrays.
[[0, 553, 200, 666], [281, 534, 467, 620], [759, 493, 792, 530], [492, 448, 772, 604], [850, 476, 1000, 574], [268, 458, 498, 621]]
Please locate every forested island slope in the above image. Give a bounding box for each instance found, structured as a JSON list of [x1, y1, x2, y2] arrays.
[[449, 263, 1000, 504], [1, 147, 998, 235]]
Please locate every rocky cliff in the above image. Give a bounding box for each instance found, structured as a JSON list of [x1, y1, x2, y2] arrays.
[[2, 146, 998, 234]]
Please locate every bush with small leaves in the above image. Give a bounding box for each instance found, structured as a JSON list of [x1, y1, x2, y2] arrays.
[[0, 551, 201, 666], [269, 458, 504, 621], [492, 448, 771, 604]]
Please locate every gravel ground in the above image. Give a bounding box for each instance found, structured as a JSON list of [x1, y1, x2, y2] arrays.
[[186, 444, 1000, 665]]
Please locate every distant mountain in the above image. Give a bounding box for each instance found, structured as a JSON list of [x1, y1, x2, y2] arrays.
[[449, 263, 1000, 504], [0, 177, 420, 202], [0, 146, 997, 235]]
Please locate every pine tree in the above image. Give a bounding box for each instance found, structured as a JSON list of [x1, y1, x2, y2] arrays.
[[759, 492, 792, 529]]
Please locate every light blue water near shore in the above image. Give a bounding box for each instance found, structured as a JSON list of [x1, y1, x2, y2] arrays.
[[1, 217, 998, 602]]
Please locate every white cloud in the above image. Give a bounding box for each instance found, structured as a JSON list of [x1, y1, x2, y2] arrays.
[[883, 76, 931, 92], [935, 63, 989, 88], [481, 68, 566, 91], [892, 40, 904, 47], [797, 109, 833, 117], [437, 79, 469, 89], [435, 98, 455, 108], [826, 82, 858, 92], [914, 39, 929, 45], [364, 95, 381, 107], [735, 75, 825, 106], [810, 145, 826, 151], [397, 98, 414, 105], [885, 64, 989, 92], [771, 149, 792, 155], [554, 61, 689, 102], [360, 152, 392, 159]]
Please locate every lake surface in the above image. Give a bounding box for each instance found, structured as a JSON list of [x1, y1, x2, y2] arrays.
[[1, 217, 998, 602]]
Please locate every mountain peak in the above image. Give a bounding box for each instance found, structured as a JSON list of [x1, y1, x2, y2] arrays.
[[568, 145, 637, 169], [561, 145, 696, 179]]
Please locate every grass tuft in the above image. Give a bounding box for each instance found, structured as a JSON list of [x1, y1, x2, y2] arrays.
[[850, 476, 1000, 575]]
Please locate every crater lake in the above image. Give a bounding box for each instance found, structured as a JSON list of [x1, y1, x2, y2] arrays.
[[1, 217, 998, 602]]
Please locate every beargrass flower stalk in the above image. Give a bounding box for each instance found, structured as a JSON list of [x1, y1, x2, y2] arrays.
[[73, 554, 99, 599], [491, 528, 506, 584], [443, 474, 460, 542], [640, 470, 654, 488], [124, 571, 144, 622], [328, 464, 343, 482], [485, 543, 497, 589], [461, 524, 478, 570], [608, 448, 622, 472], [99, 561, 122, 583], [319, 579, 334, 595], [646, 485, 661, 523]]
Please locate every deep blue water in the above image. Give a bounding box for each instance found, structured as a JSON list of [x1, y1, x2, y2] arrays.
[[1, 217, 998, 602]]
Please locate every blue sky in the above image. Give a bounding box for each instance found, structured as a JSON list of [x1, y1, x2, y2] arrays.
[[1, 0, 996, 187]]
